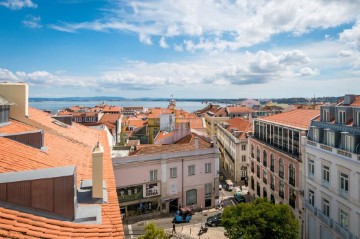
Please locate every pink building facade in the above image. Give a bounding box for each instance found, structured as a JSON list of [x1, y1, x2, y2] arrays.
[[113, 141, 220, 217]]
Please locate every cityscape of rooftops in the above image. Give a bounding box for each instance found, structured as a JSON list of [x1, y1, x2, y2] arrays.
[[0, 1, 360, 239]]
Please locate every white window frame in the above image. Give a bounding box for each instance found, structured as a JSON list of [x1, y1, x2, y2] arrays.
[[188, 165, 195, 176], [344, 135, 354, 152], [322, 198, 330, 217], [309, 189, 315, 206], [323, 109, 330, 122], [170, 167, 177, 178], [150, 170, 158, 181], [308, 159, 315, 177], [338, 110, 346, 124], [326, 131, 335, 147], [205, 163, 211, 173], [322, 165, 330, 186], [339, 209, 349, 230], [340, 173, 349, 199], [205, 183, 212, 198]]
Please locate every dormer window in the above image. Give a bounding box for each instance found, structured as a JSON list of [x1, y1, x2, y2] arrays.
[[326, 130, 335, 147], [338, 110, 346, 124], [323, 109, 330, 122], [344, 135, 354, 152]]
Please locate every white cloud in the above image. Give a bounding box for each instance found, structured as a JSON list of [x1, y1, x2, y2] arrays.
[[337, 50, 353, 57], [49, 0, 360, 52], [139, 33, 152, 45], [340, 21, 360, 49], [22, 16, 42, 29], [299, 67, 319, 77], [159, 37, 169, 48], [0, 0, 36, 10]]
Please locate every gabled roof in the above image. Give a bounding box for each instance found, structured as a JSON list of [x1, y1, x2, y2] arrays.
[[225, 117, 252, 139], [99, 113, 121, 124], [258, 109, 319, 130], [0, 109, 124, 238]]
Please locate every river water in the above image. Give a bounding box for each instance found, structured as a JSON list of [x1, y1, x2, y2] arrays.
[[29, 100, 215, 113]]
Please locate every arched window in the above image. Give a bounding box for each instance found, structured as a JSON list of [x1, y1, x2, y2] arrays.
[[279, 158, 284, 179], [251, 144, 254, 158], [186, 189, 197, 206], [289, 164, 295, 186], [256, 146, 260, 162], [263, 150, 267, 167], [270, 153, 275, 172]]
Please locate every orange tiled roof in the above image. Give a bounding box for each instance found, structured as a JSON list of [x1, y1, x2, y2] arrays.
[[225, 117, 252, 139], [99, 113, 121, 124], [133, 133, 211, 155], [214, 107, 227, 117], [0, 109, 124, 238], [226, 106, 254, 114], [0, 120, 37, 134], [189, 118, 204, 129], [259, 109, 319, 129], [350, 96, 360, 106], [154, 131, 174, 142]]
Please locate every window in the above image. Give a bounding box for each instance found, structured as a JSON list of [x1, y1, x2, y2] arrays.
[[251, 144, 254, 158], [309, 189, 315, 206], [188, 165, 195, 176], [270, 174, 275, 190], [205, 163, 211, 173], [263, 188, 267, 199], [263, 150, 267, 167], [326, 131, 335, 147], [205, 183, 212, 198], [257, 165, 260, 178], [289, 164, 295, 186], [338, 110, 346, 124], [322, 198, 330, 217], [251, 160, 254, 173], [344, 135, 354, 152], [340, 173, 349, 199], [256, 146, 260, 162], [150, 170, 158, 181], [251, 176, 254, 190], [322, 165, 330, 187], [279, 181, 284, 198], [186, 189, 197, 205], [242, 144, 246, 151], [270, 154, 275, 172], [339, 209, 349, 230], [170, 167, 177, 178], [242, 155, 246, 162], [263, 169, 267, 184], [257, 182, 260, 197], [308, 159, 315, 178], [289, 188, 296, 209], [323, 109, 330, 122], [279, 158, 284, 179], [356, 111, 360, 126]]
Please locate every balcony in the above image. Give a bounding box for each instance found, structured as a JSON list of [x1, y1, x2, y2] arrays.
[[253, 135, 300, 160], [317, 210, 332, 228], [308, 172, 314, 180], [340, 188, 349, 199], [305, 200, 316, 215], [322, 180, 330, 189], [333, 222, 349, 239]]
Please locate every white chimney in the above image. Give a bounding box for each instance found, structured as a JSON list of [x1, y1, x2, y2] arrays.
[[0, 82, 29, 120], [194, 137, 199, 149], [92, 142, 104, 199]]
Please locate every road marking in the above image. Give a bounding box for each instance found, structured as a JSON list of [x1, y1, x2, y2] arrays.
[[128, 224, 133, 239]]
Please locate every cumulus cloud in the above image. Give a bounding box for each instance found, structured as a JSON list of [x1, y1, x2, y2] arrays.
[[49, 0, 360, 52], [340, 21, 360, 49], [159, 37, 169, 48], [0, 0, 36, 10], [299, 67, 319, 77], [22, 16, 42, 29]]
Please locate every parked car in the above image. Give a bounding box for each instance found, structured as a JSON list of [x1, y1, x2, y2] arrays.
[[219, 184, 222, 190], [172, 207, 194, 223], [206, 213, 222, 227], [234, 192, 246, 203]]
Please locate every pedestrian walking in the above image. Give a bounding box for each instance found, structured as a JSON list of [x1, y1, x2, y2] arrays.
[[172, 222, 176, 234]]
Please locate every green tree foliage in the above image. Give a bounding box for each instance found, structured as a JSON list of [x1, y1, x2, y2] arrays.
[[138, 222, 169, 239], [222, 198, 299, 239]]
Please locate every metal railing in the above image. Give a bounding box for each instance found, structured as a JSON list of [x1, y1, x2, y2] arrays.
[[304, 200, 316, 215], [333, 222, 349, 239], [317, 210, 332, 228]]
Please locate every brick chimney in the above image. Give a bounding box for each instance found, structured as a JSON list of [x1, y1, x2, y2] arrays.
[[0, 82, 29, 120], [92, 142, 103, 199]]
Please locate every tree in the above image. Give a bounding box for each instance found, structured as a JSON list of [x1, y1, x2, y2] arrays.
[[222, 198, 299, 239], [138, 222, 169, 239]]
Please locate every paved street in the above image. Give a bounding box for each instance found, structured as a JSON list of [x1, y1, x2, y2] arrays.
[[124, 208, 226, 239]]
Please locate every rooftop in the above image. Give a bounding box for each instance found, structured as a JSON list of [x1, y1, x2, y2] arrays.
[[258, 109, 320, 130], [0, 108, 124, 238]]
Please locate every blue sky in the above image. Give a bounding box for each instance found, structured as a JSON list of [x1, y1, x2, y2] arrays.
[[0, 0, 360, 99]]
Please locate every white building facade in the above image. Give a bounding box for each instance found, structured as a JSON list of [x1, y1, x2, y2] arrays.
[[304, 95, 360, 239]]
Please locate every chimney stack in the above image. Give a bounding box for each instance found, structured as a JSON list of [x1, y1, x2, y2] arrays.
[[92, 142, 104, 199], [0, 82, 29, 120], [194, 137, 199, 149]]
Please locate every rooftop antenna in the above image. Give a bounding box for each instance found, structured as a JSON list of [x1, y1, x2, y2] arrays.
[[313, 94, 316, 109]]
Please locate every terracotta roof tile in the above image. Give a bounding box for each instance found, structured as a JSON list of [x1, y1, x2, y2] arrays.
[[258, 109, 319, 129], [0, 108, 124, 238], [226, 106, 254, 114]]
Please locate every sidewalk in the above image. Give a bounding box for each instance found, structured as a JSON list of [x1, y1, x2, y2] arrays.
[[166, 222, 227, 239]]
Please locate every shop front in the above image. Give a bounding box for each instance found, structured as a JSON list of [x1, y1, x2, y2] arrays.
[[117, 182, 161, 217]]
